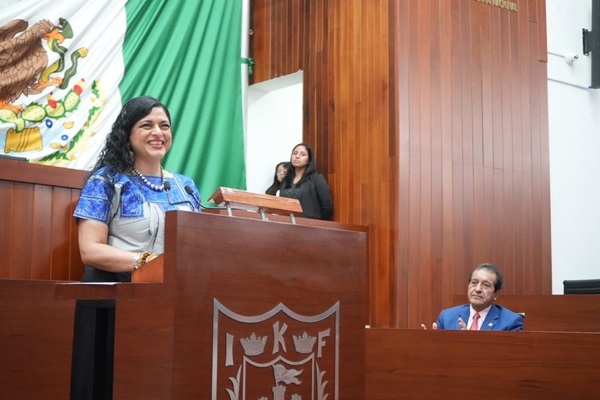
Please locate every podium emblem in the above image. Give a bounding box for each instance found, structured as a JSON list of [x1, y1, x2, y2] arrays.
[[212, 299, 340, 400]]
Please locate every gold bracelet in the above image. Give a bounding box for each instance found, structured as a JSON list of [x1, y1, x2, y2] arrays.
[[145, 253, 158, 264], [139, 251, 150, 268], [133, 251, 158, 271], [133, 251, 150, 270]]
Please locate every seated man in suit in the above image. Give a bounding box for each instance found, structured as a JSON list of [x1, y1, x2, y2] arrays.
[[423, 263, 523, 331]]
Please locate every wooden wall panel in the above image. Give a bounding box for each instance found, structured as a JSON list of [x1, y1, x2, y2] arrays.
[[249, 0, 307, 84], [31, 185, 52, 280], [0, 159, 86, 281], [248, 0, 551, 328], [0, 281, 74, 398], [392, 0, 551, 327], [10, 183, 34, 279]]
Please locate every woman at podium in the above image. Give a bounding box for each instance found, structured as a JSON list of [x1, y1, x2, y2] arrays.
[[73, 96, 202, 282]]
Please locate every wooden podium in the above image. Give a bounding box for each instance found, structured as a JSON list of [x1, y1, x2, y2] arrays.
[[56, 210, 367, 399], [208, 186, 303, 223]]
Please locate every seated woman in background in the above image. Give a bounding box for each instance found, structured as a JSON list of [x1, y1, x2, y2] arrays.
[[73, 95, 202, 282], [280, 143, 333, 220], [265, 161, 290, 195]]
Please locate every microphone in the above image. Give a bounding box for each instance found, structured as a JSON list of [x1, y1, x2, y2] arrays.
[[184, 185, 205, 210], [164, 180, 196, 211]]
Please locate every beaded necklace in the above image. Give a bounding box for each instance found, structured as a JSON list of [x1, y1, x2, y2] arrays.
[[132, 166, 165, 191]]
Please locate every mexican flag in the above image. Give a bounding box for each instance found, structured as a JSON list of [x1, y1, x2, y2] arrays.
[[0, 0, 246, 200]]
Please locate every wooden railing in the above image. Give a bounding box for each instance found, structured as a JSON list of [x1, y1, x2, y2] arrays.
[[0, 158, 86, 281]]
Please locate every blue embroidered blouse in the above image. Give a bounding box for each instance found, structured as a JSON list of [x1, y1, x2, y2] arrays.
[[74, 167, 201, 256]]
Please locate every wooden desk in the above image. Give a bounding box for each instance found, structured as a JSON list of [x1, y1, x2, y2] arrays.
[[453, 294, 600, 332], [366, 328, 600, 399], [0, 279, 75, 397]]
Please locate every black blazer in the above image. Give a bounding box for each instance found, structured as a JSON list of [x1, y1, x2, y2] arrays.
[[282, 173, 333, 220]]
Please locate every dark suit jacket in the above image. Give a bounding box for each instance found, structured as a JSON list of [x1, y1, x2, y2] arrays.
[[435, 303, 523, 331], [280, 173, 333, 220]]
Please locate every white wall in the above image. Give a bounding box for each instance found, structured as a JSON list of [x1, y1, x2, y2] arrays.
[[547, 0, 600, 293], [245, 71, 303, 193]]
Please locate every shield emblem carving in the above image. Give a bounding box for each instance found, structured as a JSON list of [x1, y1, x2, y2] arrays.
[[212, 299, 340, 400]]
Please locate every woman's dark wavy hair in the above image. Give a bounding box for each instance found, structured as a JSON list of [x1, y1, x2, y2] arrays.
[[265, 161, 290, 195], [282, 143, 317, 188], [89, 96, 171, 178]]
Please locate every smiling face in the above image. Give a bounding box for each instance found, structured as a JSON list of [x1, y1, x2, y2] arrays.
[[130, 107, 172, 169], [467, 268, 499, 311], [291, 145, 310, 169]]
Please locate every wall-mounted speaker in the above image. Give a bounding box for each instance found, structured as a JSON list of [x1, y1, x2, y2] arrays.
[[583, 0, 600, 88]]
